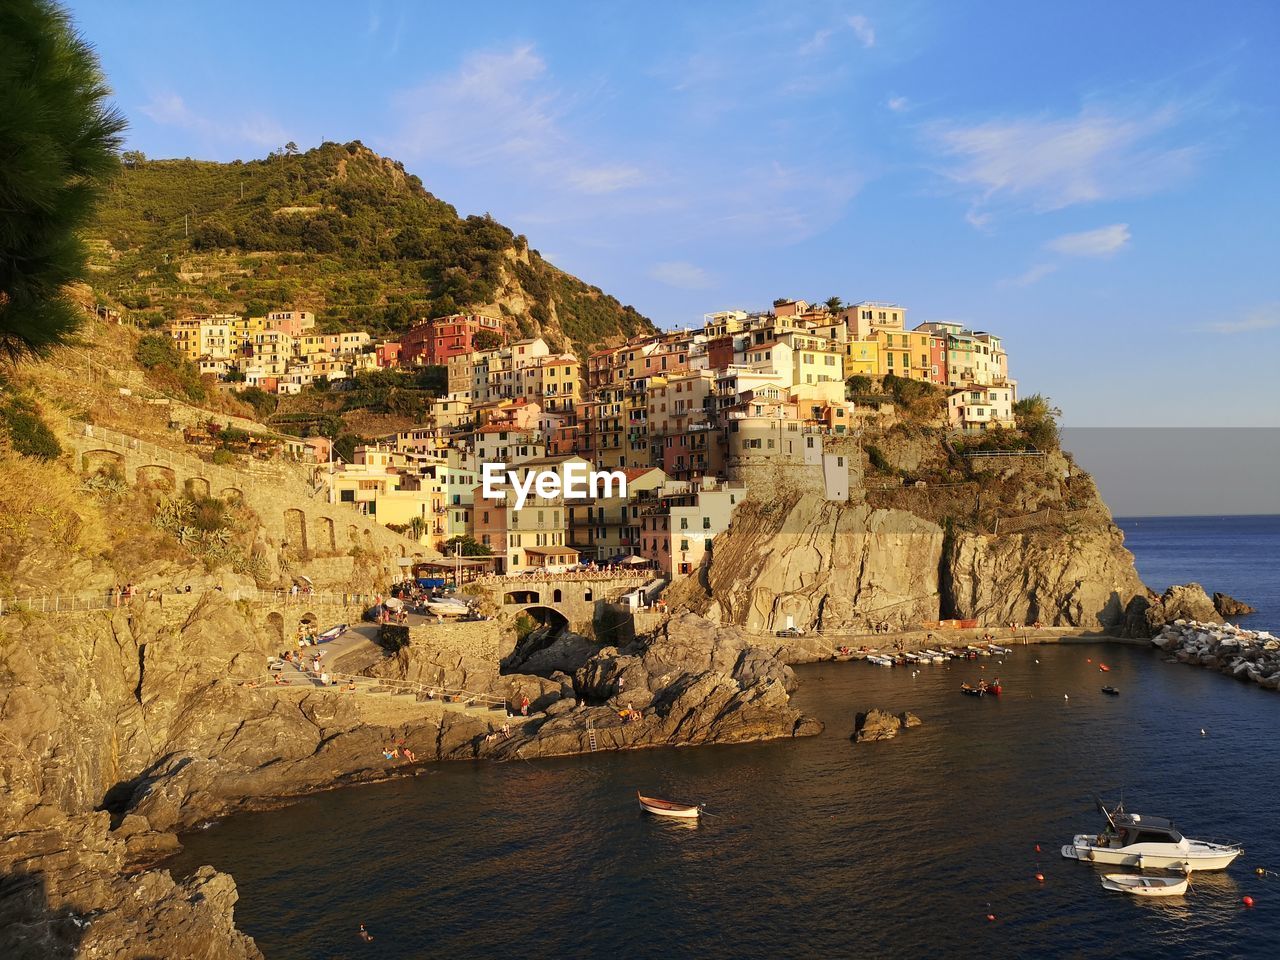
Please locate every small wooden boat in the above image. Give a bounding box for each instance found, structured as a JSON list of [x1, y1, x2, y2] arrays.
[[1100, 873, 1188, 897], [1099, 663, 1112, 672], [960, 683, 985, 697], [1102, 686, 1120, 696], [637, 791, 702, 819]]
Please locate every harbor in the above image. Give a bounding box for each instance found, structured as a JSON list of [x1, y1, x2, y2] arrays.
[[168, 642, 1279, 959]]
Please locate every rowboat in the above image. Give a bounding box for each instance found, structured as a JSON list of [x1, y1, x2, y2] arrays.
[[637, 791, 702, 819], [960, 683, 985, 697], [426, 598, 470, 617], [1102, 686, 1120, 696], [1100, 873, 1188, 897]]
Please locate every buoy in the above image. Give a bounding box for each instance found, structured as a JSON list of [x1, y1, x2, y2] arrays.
[[1087, 658, 1092, 663], [986, 913, 996, 922], [1201, 728, 1207, 736], [1035, 844, 1042, 853], [1243, 896, 1255, 908], [1256, 867, 1266, 876], [1035, 659, 1039, 663], [1064, 694, 1069, 700], [1035, 873, 1045, 883]]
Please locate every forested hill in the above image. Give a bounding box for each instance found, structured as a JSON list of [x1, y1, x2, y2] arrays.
[[87, 141, 653, 351]]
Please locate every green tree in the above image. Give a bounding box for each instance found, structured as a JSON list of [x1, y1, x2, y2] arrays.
[[0, 0, 126, 360], [1013, 393, 1062, 450], [825, 296, 843, 312], [192, 220, 234, 250], [444, 535, 492, 556]]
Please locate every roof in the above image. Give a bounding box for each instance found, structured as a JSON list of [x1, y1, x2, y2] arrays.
[[523, 546, 579, 557]]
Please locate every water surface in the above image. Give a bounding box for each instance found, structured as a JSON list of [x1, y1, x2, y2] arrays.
[[172, 644, 1278, 959]]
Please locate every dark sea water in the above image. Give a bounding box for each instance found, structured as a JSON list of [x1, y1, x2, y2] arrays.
[[172, 641, 1280, 960], [1115, 515, 1280, 631]]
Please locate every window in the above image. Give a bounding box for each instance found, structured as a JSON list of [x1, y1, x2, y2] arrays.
[[680, 539, 689, 551], [702, 517, 711, 529], [680, 517, 689, 530]]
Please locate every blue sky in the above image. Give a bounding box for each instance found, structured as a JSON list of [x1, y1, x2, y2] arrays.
[[67, 0, 1280, 426]]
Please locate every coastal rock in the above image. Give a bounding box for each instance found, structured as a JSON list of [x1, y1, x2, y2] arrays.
[[1151, 619, 1280, 692], [851, 708, 921, 742], [1213, 592, 1257, 618], [1159, 584, 1224, 625]]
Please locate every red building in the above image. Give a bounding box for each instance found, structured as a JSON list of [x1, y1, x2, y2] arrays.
[[400, 314, 503, 366], [376, 341, 402, 368], [927, 334, 947, 384]]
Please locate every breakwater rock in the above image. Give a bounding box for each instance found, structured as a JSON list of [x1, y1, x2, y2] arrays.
[[1153, 620, 1280, 690], [851, 709, 922, 743]]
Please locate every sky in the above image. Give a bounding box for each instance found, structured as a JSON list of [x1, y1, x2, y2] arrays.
[[66, 0, 1280, 427]]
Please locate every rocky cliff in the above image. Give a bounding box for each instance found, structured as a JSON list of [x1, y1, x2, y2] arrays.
[[669, 441, 1147, 635]]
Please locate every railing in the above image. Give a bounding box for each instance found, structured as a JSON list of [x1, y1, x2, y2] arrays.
[[473, 571, 649, 585], [963, 448, 1045, 460]]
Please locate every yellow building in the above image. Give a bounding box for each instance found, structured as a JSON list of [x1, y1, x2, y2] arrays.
[[169, 315, 233, 362], [870, 329, 937, 382], [845, 339, 880, 377]]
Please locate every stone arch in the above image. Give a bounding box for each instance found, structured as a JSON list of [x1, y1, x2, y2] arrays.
[[584, 589, 593, 601], [266, 611, 285, 647], [314, 516, 336, 553], [505, 589, 540, 605], [520, 605, 569, 631], [219, 486, 244, 503], [136, 464, 176, 490], [185, 476, 210, 499], [81, 449, 124, 477], [553, 588, 563, 603], [283, 508, 307, 552], [347, 524, 359, 546]]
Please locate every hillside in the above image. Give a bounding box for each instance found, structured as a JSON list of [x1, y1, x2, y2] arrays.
[[87, 141, 654, 351]]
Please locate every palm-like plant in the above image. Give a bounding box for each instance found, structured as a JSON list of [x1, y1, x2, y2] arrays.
[[0, 0, 126, 361]]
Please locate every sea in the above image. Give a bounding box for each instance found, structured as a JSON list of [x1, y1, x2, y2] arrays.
[[1115, 515, 1280, 631], [169, 515, 1280, 959]]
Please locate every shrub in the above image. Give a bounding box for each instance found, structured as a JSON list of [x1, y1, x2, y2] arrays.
[[0, 391, 61, 460]]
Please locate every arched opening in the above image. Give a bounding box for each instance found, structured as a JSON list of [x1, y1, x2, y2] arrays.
[[185, 476, 210, 499], [283, 508, 307, 554], [314, 516, 336, 553], [136, 464, 176, 490], [504, 590, 540, 605], [553, 588, 563, 603], [81, 449, 124, 477], [266, 612, 285, 647], [584, 589, 593, 601], [521, 605, 570, 632], [219, 486, 244, 503], [347, 524, 359, 546]]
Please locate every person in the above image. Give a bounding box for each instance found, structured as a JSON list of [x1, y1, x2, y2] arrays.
[[520, 695, 529, 717], [402, 747, 416, 762], [358, 923, 374, 943]]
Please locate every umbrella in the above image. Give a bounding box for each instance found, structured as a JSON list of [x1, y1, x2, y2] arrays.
[[618, 554, 650, 566], [383, 597, 404, 611]]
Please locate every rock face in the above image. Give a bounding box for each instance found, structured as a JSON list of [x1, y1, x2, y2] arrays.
[[1213, 592, 1257, 618], [851, 709, 922, 742], [485, 613, 822, 759], [0, 813, 261, 960], [1153, 620, 1280, 690], [667, 495, 944, 633], [944, 524, 1145, 629]]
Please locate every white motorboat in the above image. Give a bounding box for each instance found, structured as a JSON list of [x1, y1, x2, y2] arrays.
[[425, 597, 470, 617], [989, 644, 1013, 655], [1062, 802, 1242, 872], [1100, 873, 1189, 897], [865, 655, 894, 667]]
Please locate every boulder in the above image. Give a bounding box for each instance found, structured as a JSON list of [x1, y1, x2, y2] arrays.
[[1213, 592, 1257, 618], [1160, 584, 1223, 624], [852, 708, 903, 742]]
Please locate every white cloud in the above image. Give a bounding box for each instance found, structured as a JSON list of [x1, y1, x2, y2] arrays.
[[928, 104, 1199, 223], [799, 27, 833, 55], [140, 92, 290, 149], [391, 44, 647, 196], [886, 95, 909, 113], [848, 15, 875, 48], [1004, 262, 1059, 287], [1204, 304, 1280, 334], [650, 261, 715, 290], [1046, 223, 1132, 257]]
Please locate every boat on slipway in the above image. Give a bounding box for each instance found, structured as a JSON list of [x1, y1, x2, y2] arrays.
[[1100, 873, 1189, 897], [1063, 801, 1242, 872], [637, 792, 702, 819]]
